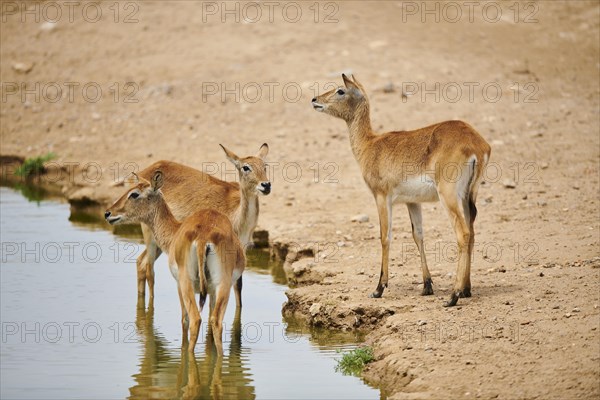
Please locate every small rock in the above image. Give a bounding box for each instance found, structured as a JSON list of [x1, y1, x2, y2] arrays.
[[552, 305, 560, 309], [292, 262, 310, 276], [484, 195, 493, 203], [12, 62, 34, 74], [39, 21, 57, 32], [351, 214, 369, 223], [522, 194, 528, 200], [540, 162, 549, 169], [539, 272, 544, 277], [503, 179, 517, 189], [417, 320, 427, 326], [572, 307, 580, 313], [537, 200, 547, 207], [572, 185, 580, 190], [309, 303, 321, 316], [383, 82, 395, 93], [358, 269, 365, 275], [156, 84, 174, 96], [564, 313, 572, 318]]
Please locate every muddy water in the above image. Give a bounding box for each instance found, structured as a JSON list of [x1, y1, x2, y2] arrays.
[[0, 186, 382, 399]]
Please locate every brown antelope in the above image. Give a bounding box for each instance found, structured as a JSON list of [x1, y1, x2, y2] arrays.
[[134, 144, 270, 304], [312, 74, 491, 306], [105, 170, 245, 353]]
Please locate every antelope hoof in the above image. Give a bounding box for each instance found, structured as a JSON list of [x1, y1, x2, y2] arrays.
[[443, 292, 460, 307], [422, 278, 434, 296], [369, 284, 386, 298], [460, 287, 472, 298]]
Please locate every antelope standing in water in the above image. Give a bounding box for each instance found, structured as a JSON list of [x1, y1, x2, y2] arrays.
[[105, 170, 245, 353], [135, 144, 270, 304], [312, 74, 491, 306]]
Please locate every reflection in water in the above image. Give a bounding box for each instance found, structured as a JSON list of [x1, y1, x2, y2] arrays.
[[129, 298, 255, 400], [1, 176, 63, 204], [285, 316, 366, 348], [0, 185, 382, 399], [245, 249, 287, 286]]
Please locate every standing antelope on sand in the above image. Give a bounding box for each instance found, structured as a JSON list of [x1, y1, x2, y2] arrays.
[[105, 171, 245, 353], [312, 74, 491, 306], [135, 144, 270, 303]]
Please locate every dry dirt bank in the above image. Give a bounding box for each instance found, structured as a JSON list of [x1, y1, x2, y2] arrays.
[[1, 1, 599, 398]]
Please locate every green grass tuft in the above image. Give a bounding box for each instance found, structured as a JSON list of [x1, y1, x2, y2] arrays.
[[14, 152, 56, 177], [335, 346, 374, 376]]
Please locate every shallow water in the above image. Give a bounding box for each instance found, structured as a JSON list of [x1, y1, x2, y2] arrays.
[[0, 186, 382, 399]]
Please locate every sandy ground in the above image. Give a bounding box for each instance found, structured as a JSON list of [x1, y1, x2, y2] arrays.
[[1, 1, 599, 398]]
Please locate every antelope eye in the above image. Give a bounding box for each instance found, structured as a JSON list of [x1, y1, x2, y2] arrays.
[[336, 89, 345, 95], [242, 165, 251, 172], [129, 192, 140, 199]]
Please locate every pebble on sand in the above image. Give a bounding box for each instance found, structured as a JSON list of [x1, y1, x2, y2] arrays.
[[351, 214, 369, 223], [503, 179, 517, 189], [12, 62, 34, 74]]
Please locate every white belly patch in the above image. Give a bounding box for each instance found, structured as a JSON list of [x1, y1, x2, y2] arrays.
[[393, 176, 439, 203]]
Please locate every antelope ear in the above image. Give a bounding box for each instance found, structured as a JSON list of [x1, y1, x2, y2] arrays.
[[151, 170, 163, 191], [350, 74, 366, 93], [220, 144, 241, 168], [342, 73, 356, 89], [342, 73, 363, 97], [125, 172, 140, 185], [257, 143, 269, 160]]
